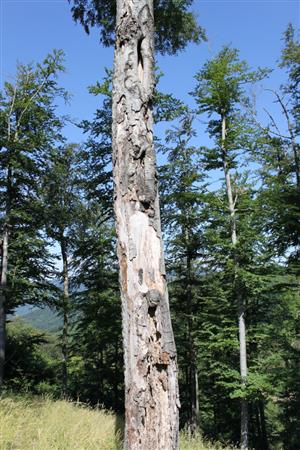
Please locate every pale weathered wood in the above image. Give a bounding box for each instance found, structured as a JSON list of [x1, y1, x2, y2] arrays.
[[221, 116, 248, 450], [112, 1, 180, 448]]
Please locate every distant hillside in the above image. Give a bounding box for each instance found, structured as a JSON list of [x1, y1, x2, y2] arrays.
[[18, 307, 62, 333]]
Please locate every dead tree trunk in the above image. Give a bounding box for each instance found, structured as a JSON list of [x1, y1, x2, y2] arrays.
[[112, 1, 180, 448], [221, 115, 249, 450]]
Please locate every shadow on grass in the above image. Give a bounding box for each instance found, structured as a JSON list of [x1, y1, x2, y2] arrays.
[[115, 414, 124, 449]]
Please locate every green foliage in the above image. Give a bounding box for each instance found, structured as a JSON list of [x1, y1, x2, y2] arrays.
[[3, 27, 300, 450], [192, 46, 268, 117], [69, 0, 206, 54], [280, 24, 300, 104], [70, 208, 123, 409], [5, 319, 60, 395], [0, 50, 67, 312]]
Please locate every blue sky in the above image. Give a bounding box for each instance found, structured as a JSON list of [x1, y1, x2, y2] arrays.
[[1, 0, 299, 146]]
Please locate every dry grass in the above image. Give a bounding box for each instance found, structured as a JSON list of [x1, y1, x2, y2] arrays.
[[0, 395, 120, 450], [0, 395, 233, 450]]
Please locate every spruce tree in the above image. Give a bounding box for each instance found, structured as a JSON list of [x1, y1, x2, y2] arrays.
[[42, 143, 85, 396], [0, 51, 66, 387], [159, 111, 205, 433]]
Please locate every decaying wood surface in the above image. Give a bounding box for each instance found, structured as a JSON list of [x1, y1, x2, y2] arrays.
[[112, 1, 180, 448]]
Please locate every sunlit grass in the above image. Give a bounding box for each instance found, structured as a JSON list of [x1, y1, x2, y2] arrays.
[[0, 395, 234, 449], [180, 430, 234, 450], [0, 395, 120, 450]]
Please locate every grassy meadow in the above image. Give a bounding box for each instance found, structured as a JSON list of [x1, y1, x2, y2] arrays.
[[0, 395, 234, 450]]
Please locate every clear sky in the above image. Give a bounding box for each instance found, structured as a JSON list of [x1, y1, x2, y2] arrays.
[[1, 0, 299, 145]]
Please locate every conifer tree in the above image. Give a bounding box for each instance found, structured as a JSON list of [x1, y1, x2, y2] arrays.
[[159, 112, 205, 433], [43, 143, 84, 396], [0, 51, 66, 387]]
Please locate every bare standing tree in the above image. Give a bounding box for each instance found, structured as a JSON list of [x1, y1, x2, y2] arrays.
[[112, 3, 181, 448], [69, 0, 205, 447]]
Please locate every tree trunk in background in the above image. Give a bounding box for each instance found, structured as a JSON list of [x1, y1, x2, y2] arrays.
[[0, 224, 8, 388], [112, 1, 180, 448], [0, 165, 12, 389], [189, 345, 199, 434], [186, 228, 199, 434], [221, 116, 249, 450], [61, 238, 69, 397], [258, 400, 269, 450]]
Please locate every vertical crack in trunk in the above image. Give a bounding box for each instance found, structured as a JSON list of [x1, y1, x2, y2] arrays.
[[113, 1, 179, 448], [137, 37, 144, 84]]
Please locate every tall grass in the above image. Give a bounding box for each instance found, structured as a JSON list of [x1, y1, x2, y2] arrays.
[[0, 395, 120, 450], [180, 431, 234, 450], [0, 395, 233, 450]]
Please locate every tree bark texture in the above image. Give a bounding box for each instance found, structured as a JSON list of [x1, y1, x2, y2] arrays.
[[221, 116, 249, 450], [112, 1, 180, 449]]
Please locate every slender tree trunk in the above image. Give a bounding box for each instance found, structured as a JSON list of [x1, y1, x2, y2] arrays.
[[112, 1, 180, 448], [189, 350, 199, 434], [258, 400, 269, 450], [0, 165, 12, 389], [114, 338, 120, 411], [186, 229, 199, 434], [221, 115, 249, 450], [0, 224, 8, 387], [61, 238, 69, 397], [292, 140, 300, 189], [255, 402, 262, 448], [276, 92, 300, 189], [285, 112, 300, 188]]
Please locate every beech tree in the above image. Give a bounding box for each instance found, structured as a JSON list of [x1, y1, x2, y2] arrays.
[[69, 1, 205, 448], [192, 46, 267, 450]]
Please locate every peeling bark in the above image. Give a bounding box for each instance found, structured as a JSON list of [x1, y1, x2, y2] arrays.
[[221, 116, 249, 450], [112, 1, 180, 448]]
